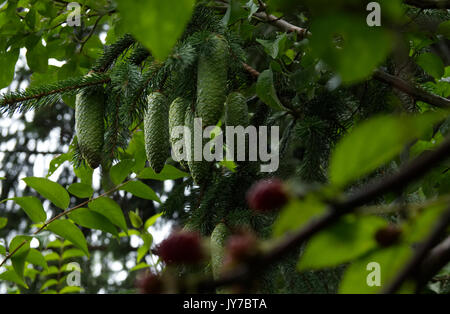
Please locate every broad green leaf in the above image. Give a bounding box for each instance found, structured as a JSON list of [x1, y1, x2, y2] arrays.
[[26, 41, 48, 73], [121, 181, 161, 203], [26, 248, 47, 270], [74, 164, 93, 185], [44, 252, 60, 262], [126, 130, 147, 173], [68, 207, 119, 237], [138, 164, 189, 181], [62, 248, 85, 260], [42, 265, 59, 276], [22, 177, 70, 209], [144, 212, 163, 230], [298, 215, 387, 271], [256, 33, 287, 59], [0, 270, 28, 289], [9, 235, 32, 279], [329, 113, 444, 187], [256, 69, 284, 111], [438, 20, 450, 40], [0, 245, 5, 255], [137, 232, 153, 263], [339, 245, 413, 294], [46, 239, 63, 249], [0, 48, 19, 88], [110, 159, 135, 185], [88, 197, 128, 232], [40, 279, 58, 291], [273, 198, 326, 237], [129, 210, 143, 229], [47, 153, 71, 178], [10, 196, 46, 223], [67, 183, 94, 199], [115, 0, 195, 60], [404, 203, 447, 244], [59, 286, 82, 294], [222, 0, 248, 25], [310, 14, 392, 83], [416, 52, 445, 80], [0, 217, 7, 229], [130, 262, 150, 272], [47, 220, 89, 256]]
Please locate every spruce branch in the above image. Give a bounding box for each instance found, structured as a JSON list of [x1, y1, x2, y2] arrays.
[[198, 135, 450, 291], [0, 74, 110, 114], [91, 33, 136, 73]]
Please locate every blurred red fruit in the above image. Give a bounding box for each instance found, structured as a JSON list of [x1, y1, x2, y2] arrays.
[[136, 272, 163, 294], [156, 231, 204, 265], [246, 179, 288, 212]]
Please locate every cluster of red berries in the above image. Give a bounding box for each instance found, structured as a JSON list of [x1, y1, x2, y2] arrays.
[[156, 230, 204, 265], [224, 231, 259, 267], [246, 178, 289, 212]]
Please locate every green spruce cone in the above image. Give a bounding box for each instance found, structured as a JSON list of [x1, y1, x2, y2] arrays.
[[224, 92, 249, 127], [211, 223, 231, 294], [75, 88, 105, 169], [144, 92, 170, 174], [185, 109, 211, 185], [169, 97, 189, 166], [196, 35, 228, 128]]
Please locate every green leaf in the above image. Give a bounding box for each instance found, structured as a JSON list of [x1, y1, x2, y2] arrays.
[[273, 198, 326, 237], [47, 153, 71, 178], [138, 164, 189, 181], [256, 69, 283, 111], [0, 245, 5, 255], [126, 130, 147, 173], [298, 215, 387, 271], [62, 248, 85, 260], [256, 33, 287, 59], [0, 270, 28, 289], [26, 248, 47, 270], [110, 159, 135, 185], [26, 41, 48, 73], [59, 286, 82, 294], [115, 0, 195, 60], [121, 181, 161, 203], [88, 197, 128, 232], [44, 252, 60, 262], [329, 113, 444, 187], [10, 196, 46, 223], [137, 232, 153, 263], [404, 203, 447, 244], [0, 217, 7, 229], [40, 279, 58, 291], [74, 164, 93, 185], [22, 177, 70, 209], [339, 245, 413, 294], [438, 20, 450, 40], [0, 48, 19, 89], [9, 235, 32, 280], [68, 207, 119, 237], [416, 52, 445, 80], [129, 210, 143, 229], [67, 183, 94, 199], [130, 262, 150, 272], [144, 212, 163, 230], [47, 220, 89, 256], [310, 14, 392, 83]]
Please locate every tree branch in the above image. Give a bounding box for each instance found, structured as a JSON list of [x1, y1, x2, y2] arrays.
[[416, 235, 450, 289], [252, 11, 309, 39], [373, 70, 450, 109], [382, 207, 450, 293], [404, 0, 450, 9], [199, 136, 450, 290]]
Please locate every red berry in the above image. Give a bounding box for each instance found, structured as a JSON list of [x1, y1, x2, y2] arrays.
[[136, 272, 163, 294], [375, 225, 402, 247], [246, 179, 288, 212], [156, 231, 204, 265], [224, 232, 258, 268]]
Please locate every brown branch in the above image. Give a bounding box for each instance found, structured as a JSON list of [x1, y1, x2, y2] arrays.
[[373, 70, 450, 109], [199, 136, 450, 290], [404, 0, 450, 9], [252, 11, 309, 39], [383, 207, 450, 293], [416, 235, 450, 289]]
